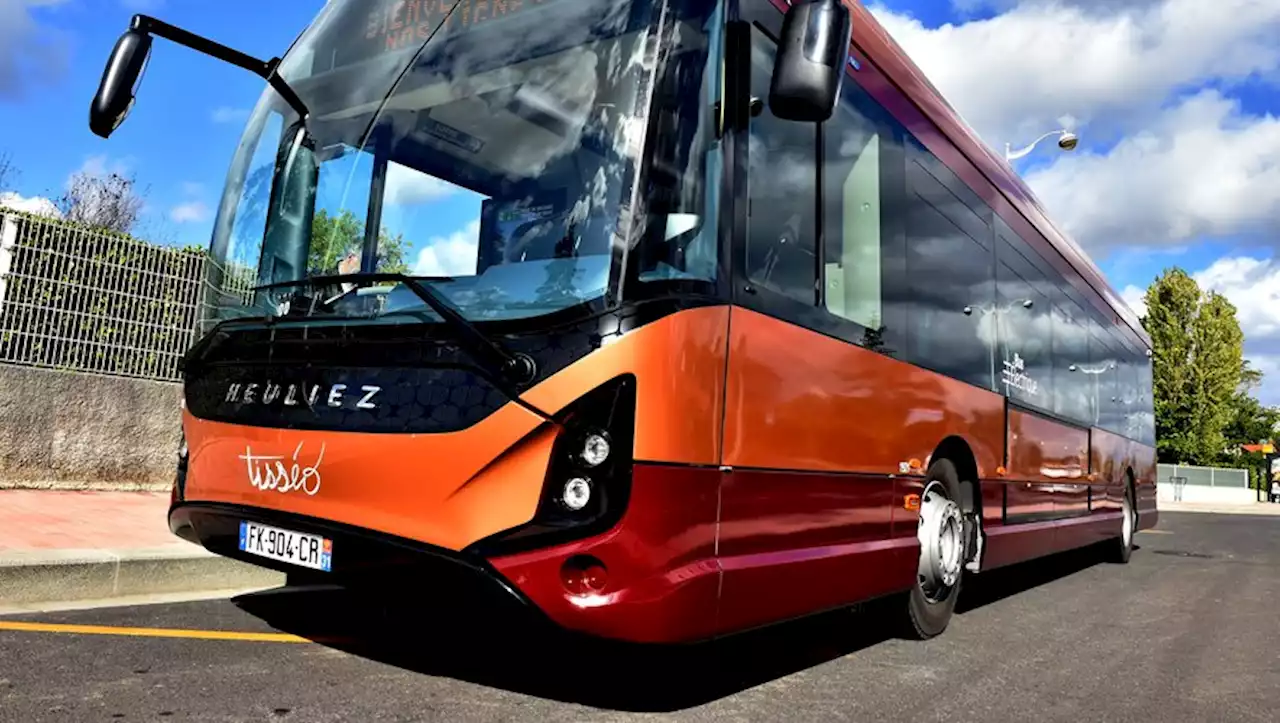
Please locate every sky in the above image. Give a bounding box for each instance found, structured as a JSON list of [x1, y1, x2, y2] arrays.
[[1, 0, 1278, 403]]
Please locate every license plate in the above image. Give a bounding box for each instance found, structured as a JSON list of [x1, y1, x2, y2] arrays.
[[238, 521, 332, 572]]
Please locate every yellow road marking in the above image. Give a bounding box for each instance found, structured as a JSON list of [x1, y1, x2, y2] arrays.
[[1138, 529, 1173, 534], [0, 620, 313, 643]]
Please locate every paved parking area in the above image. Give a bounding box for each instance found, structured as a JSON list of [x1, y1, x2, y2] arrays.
[[1, 511, 1277, 722]]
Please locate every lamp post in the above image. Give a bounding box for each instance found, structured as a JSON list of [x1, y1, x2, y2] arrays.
[[1005, 129, 1080, 162]]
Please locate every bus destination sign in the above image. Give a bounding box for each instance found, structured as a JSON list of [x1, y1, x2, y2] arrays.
[[366, 0, 562, 53]]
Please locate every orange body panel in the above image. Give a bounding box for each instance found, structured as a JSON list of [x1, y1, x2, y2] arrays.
[[1091, 426, 1158, 526], [1090, 426, 1131, 513], [521, 305, 730, 466], [1003, 409, 1088, 521], [1006, 408, 1088, 484], [182, 404, 553, 552], [722, 307, 1004, 478], [182, 306, 731, 552]]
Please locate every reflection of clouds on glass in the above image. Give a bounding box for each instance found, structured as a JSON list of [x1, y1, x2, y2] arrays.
[[840, 126, 877, 156], [489, 48, 601, 178], [748, 134, 815, 198], [385, 163, 458, 206], [414, 219, 480, 277], [570, 167, 610, 225]]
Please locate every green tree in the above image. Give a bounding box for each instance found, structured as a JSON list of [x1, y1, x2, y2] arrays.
[[1222, 361, 1279, 447], [308, 209, 410, 276], [1218, 360, 1280, 486], [1142, 268, 1246, 465], [1190, 292, 1245, 461]]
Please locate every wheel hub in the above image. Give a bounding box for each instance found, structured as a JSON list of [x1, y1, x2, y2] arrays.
[[917, 482, 965, 600]]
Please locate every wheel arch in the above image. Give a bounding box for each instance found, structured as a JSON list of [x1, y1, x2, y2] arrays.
[[928, 435, 980, 516]]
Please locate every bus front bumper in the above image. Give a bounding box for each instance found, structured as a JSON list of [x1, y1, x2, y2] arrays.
[[168, 464, 723, 644], [168, 501, 538, 615]]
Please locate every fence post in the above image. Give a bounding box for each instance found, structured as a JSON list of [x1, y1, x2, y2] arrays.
[[0, 212, 16, 317]]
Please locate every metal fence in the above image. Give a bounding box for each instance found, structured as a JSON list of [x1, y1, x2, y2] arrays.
[[0, 211, 253, 383], [1156, 463, 1249, 488]]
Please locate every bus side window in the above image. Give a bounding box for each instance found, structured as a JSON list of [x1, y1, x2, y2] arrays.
[[745, 28, 819, 304], [820, 74, 898, 338]]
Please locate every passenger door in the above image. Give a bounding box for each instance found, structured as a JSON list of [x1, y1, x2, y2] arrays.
[[715, 1, 904, 635]]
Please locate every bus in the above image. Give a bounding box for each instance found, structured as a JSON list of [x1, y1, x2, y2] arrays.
[[89, 0, 1157, 644]]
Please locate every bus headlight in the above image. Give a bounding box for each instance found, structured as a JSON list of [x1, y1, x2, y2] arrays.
[[580, 432, 610, 467], [561, 477, 593, 511], [465, 376, 635, 557]]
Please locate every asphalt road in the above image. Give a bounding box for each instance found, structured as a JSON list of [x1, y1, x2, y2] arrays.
[[2, 511, 1278, 722]]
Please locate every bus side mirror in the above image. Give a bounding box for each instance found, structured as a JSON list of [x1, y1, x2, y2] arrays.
[[769, 0, 852, 123], [90, 28, 153, 139]]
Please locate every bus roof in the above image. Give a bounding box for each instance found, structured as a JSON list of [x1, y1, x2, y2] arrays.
[[844, 0, 1152, 350]]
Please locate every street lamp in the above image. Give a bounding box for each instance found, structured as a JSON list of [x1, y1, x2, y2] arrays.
[[1005, 129, 1079, 162]]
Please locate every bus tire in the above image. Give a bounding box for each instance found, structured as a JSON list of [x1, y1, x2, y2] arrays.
[[1108, 483, 1135, 564], [899, 458, 965, 640]]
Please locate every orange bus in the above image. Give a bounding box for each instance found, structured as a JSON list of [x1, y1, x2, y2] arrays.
[[90, 0, 1157, 643]]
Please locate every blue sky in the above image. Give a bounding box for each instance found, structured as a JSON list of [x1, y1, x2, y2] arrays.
[[1, 0, 324, 247], [3, 0, 1279, 401]]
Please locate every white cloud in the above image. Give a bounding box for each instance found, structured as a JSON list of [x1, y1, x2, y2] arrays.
[[170, 201, 210, 224], [1193, 256, 1280, 342], [211, 106, 250, 124], [1250, 355, 1280, 403], [1024, 91, 1280, 250], [0, 191, 60, 218], [72, 154, 133, 182], [1191, 256, 1280, 405], [869, 0, 1280, 145], [414, 220, 480, 277], [862, 0, 1280, 256], [1120, 284, 1147, 319], [385, 164, 458, 206], [955, 0, 1174, 13]]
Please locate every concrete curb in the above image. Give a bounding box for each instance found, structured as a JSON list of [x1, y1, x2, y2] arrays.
[[0, 544, 286, 608]]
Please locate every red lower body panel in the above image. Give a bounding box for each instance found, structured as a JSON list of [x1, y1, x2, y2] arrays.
[[982, 509, 1124, 570], [486, 465, 921, 643], [716, 469, 915, 634], [487, 469, 1141, 643], [488, 464, 723, 643]]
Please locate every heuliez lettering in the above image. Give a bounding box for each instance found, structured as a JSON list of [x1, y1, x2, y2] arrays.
[[224, 382, 382, 412]]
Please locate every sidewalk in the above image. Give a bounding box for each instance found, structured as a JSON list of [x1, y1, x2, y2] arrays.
[[0, 490, 283, 612], [1158, 499, 1280, 516]]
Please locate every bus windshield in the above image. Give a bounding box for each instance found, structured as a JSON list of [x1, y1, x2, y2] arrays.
[[202, 0, 725, 331]]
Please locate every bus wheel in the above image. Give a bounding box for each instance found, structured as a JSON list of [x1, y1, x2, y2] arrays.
[[900, 458, 965, 640], [1108, 485, 1135, 564]]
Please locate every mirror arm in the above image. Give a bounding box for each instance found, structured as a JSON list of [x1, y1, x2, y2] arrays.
[[129, 14, 309, 121]]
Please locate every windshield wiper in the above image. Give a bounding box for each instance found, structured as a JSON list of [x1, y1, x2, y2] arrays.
[[253, 273, 539, 386]]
